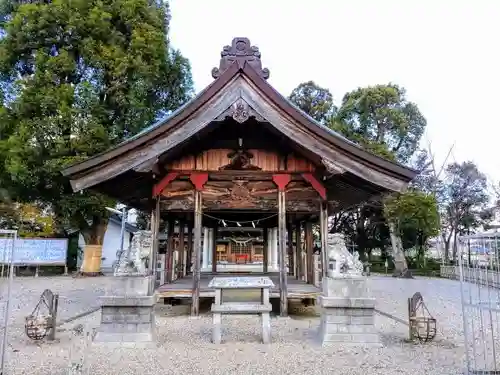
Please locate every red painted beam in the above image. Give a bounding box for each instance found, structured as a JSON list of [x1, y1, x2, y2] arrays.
[[189, 172, 209, 191], [302, 173, 327, 200], [152, 172, 179, 197], [272, 174, 292, 191]]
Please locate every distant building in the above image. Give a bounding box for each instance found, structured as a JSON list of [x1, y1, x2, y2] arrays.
[[77, 213, 138, 274]]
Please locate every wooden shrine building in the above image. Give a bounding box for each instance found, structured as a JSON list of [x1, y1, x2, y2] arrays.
[[62, 37, 417, 316]]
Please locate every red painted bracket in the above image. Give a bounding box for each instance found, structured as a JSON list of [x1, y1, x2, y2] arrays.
[[152, 172, 179, 197], [302, 173, 327, 200], [190, 172, 209, 191], [272, 174, 292, 191]]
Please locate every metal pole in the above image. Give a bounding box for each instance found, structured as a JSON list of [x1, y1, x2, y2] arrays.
[[458, 239, 473, 374], [119, 206, 127, 255], [467, 228, 472, 267], [1, 231, 16, 375]]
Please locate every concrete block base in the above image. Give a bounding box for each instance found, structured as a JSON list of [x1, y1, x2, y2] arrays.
[[94, 295, 156, 343], [319, 276, 381, 347]]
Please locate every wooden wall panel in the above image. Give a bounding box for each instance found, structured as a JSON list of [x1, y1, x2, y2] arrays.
[[167, 155, 196, 170], [166, 149, 315, 172], [247, 149, 280, 171], [195, 149, 232, 171], [287, 153, 315, 172]]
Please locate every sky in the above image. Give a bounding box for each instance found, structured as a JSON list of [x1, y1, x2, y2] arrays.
[[169, 1, 500, 186]]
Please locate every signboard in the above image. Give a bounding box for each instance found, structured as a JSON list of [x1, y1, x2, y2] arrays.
[[0, 238, 68, 265]]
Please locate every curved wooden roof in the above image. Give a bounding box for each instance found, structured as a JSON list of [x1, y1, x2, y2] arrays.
[[62, 37, 416, 194]]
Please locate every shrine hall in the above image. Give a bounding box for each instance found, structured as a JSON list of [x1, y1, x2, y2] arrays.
[[62, 37, 416, 316]]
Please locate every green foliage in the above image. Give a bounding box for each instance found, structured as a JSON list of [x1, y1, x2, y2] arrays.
[[384, 190, 439, 250], [440, 161, 492, 260], [66, 232, 81, 271], [0, 200, 54, 237], [335, 83, 426, 164], [288, 81, 337, 124], [0, 0, 193, 243], [369, 256, 441, 276], [135, 210, 150, 230], [289, 81, 431, 258]]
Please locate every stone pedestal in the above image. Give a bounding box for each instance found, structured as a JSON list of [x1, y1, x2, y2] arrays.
[[319, 275, 381, 346], [94, 276, 156, 343]]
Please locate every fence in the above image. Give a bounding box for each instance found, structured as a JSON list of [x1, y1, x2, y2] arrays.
[[0, 230, 17, 375], [457, 232, 500, 374], [441, 265, 500, 288]]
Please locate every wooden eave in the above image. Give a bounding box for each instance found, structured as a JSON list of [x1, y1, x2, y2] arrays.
[[62, 61, 416, 194], [62, 62, 244, 179], [240, 65, 417, 182]]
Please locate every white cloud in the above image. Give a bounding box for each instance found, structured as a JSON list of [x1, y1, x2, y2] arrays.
[[169, 0, 500, 183]]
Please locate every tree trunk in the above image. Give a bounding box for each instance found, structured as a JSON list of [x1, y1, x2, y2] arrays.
[[388, 222, 412, 278], [442, 231, 452, 263], [80, 218, 108, 276], [452, 231, 458, 262], [81, 219, 108, 245]]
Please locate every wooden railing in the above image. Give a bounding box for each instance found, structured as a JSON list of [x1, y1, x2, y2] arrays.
[[440, 265, 500, 288]]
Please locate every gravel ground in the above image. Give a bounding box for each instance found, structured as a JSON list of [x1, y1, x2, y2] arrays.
[[0, 275, 489, 375]]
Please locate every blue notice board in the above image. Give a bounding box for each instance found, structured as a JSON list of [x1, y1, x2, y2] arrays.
[[0, 238, 68, 265]]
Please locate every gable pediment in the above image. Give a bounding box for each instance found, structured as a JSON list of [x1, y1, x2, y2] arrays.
[[65, 72, 410, 193]]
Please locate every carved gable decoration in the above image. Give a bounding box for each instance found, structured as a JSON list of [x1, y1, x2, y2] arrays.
[[219, 149, 262, 171], [229, 180, 252, 201], [212, 37, 270, 80], [214, 98, 264, 123]]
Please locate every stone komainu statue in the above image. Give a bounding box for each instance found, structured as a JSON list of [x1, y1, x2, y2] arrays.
[[327, 233, 363, 276], [114, 230, 152, 276]]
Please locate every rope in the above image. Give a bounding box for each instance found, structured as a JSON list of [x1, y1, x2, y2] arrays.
[[56, 306, 100, 327], [202, 213, 277, 224], [229, 238, 253, 245], [374, 308, 408, 326]]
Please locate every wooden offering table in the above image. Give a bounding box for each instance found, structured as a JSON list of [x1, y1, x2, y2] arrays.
[[208, 276, 274, 344]]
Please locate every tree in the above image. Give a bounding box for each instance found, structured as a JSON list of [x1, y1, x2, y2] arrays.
[[335, 83, 426, 164], [290, 80, 434, 275], [384, 190, 439, 256], [332, 85, 423, 262], [0, 188, 54, 237], [135, 210, 150, 231], [0, 0, 193, 270], [440, 161, 491, 261], [288, 81, 337, 124]]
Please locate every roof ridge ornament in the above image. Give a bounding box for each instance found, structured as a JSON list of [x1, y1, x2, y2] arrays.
[[211, 37, 270, 80]]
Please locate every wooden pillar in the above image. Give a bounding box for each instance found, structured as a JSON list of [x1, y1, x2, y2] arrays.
[[178, 221, 185, 279], [190, 173, 208, 316], [278, 191, 288, 316], [320, 201, 328, 278], [305, 221, 314, 284], [211, 226, 218, 273], [295, 222, 302, 280], [186, 222, 193, 275], [287, 221, 294, 276], [273, 174, 291, 317], [149, 196, 160, 292], [263, 227, 268, 273], [166, 220, 175, 283], [301, 173, 328, 280]]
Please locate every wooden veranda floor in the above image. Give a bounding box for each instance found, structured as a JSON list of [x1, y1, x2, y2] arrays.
[[156, 273, 320, 300]]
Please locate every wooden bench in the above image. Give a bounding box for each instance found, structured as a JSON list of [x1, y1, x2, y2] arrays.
[[208, 276, 274, 344]]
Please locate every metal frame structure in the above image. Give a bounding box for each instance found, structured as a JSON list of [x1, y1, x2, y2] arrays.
[[458, 231, 500, 374], [0, 229, 17, 375]]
